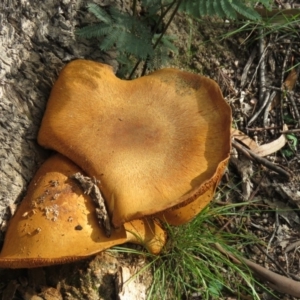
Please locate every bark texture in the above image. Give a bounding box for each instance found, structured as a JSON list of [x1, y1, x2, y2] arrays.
[[0, 0, 117, 235], [0, 1, 150, 299]]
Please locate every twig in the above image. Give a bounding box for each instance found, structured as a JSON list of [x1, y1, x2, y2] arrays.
[[263, 85, 285, 92], [247, 90, 273, 126], [215, 242, 300, 297], [255, 242, 290, 279], [247, 41, 266, 91], [280, 129, 300, 133], [281, 42, 293, 85], [71, 173, 111, 237], [232, 139, 291, 179], [240, 47, 257, 89], [259, 28, 267, 105], [246, 126, 283, 131], [217, 179, 262, 233], [266, 209, 279, 257], [286, 93, 300, 128], [263, 91, 275, 127]]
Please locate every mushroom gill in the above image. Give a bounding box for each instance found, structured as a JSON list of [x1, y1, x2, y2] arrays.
[[37, 59, 231, 228]]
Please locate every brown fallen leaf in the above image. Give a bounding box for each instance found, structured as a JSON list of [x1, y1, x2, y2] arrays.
[[215, 242, 300, 298], [283, 68, 298, 91], [251, 124, 288, 157], [232, 125, 288, 157], [270, 68, 298, 110], [231, 128, 258, 150]]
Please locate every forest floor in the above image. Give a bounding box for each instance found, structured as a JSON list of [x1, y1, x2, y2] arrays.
[[172, 7, 300, 300], [0, 0, 300, 299]]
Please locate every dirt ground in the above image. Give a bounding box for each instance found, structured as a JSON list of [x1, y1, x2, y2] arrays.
[[1, 0, 300, 299]]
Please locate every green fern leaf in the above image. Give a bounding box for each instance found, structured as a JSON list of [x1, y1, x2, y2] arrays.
[[198, 0, 207, 17], [220, 0, 237, 19], [180, 0, 201, 19], [213, 0, 226, 18], [230, 0, 261, 20], [141, 0, 163, 16], [87, 3, 112, 24], [99, 30, 120, 51], [117, 31, 153, 60], [76, 24, 112, 38], [160, 35, 178, 53], [149, 45, 170, 70], [206, 0, 215, 16]]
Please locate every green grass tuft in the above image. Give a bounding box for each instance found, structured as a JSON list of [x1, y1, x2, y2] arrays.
[[112, 201, 279, 299]]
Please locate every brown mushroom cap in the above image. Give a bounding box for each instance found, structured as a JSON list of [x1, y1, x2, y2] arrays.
[[38, 59, 231, 228], [0, 154, 165, 268], [125, 218, 166, 255], [157, 158, 228, 225]]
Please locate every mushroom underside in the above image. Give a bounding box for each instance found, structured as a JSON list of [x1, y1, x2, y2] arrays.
[[38, 59, 232, 227]]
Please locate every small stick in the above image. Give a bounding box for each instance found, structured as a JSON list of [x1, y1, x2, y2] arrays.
[[287, 93, 300, 128], [247, 91, 274, 126], [281, 129, 300, 134], [246, 126, 282, 131], [232, 139, 291, 179], [240, 47, 257, 89], [281, 42, 293, 85], [263, 85, 285, 92], [71, 173, 111, 237], [214, 242, 300, 298], [255, 242, 290, 279], [259, 28, 267, 105], [263, 91, 276, 127]]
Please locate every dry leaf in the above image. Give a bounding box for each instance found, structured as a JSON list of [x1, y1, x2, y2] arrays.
[[231, 128, 258, 150], [251, 124, 288, 157], [283, 68, 298, 91]]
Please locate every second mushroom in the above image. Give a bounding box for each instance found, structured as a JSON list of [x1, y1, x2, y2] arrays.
[[0, 59, 231, 268]]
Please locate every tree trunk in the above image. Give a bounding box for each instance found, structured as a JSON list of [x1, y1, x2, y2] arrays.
[[0, 1, 150, 298]]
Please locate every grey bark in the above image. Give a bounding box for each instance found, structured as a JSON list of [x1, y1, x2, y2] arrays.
[[0, 1, 150, 299], [0, 0, 117, 236]]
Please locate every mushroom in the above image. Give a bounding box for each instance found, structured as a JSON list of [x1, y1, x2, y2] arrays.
[[157, 156, 229, 225], [37, 59, 231, 228], [0, 154, 166, 268]]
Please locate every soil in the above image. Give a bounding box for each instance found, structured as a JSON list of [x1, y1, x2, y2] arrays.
[[1, 0, 300, 299]]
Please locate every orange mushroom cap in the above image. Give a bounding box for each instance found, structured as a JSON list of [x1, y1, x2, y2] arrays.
[[157, 157, 229, 225], [38, 59, 231, 228], [0, 154, 166, 268]]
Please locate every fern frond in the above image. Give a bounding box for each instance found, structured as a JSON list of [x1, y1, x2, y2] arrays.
[[141, 0, 163, 16], [116, 53, 137, 78], [230, 0, 261, 21], [220, 0, 237, 19], [99, 30, 120, 51], [87, 3, 112, 24], [198, 0, 207, 17], [117, 31, 153, 60], [206, 0, 215, 16], [149, 44, 171, 70], [76, 24, 112, 38], [154, 34, 178, 53], [180, 0, 200, 18], [180, 0, 263, 20], [213, 0, 226, 18]]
